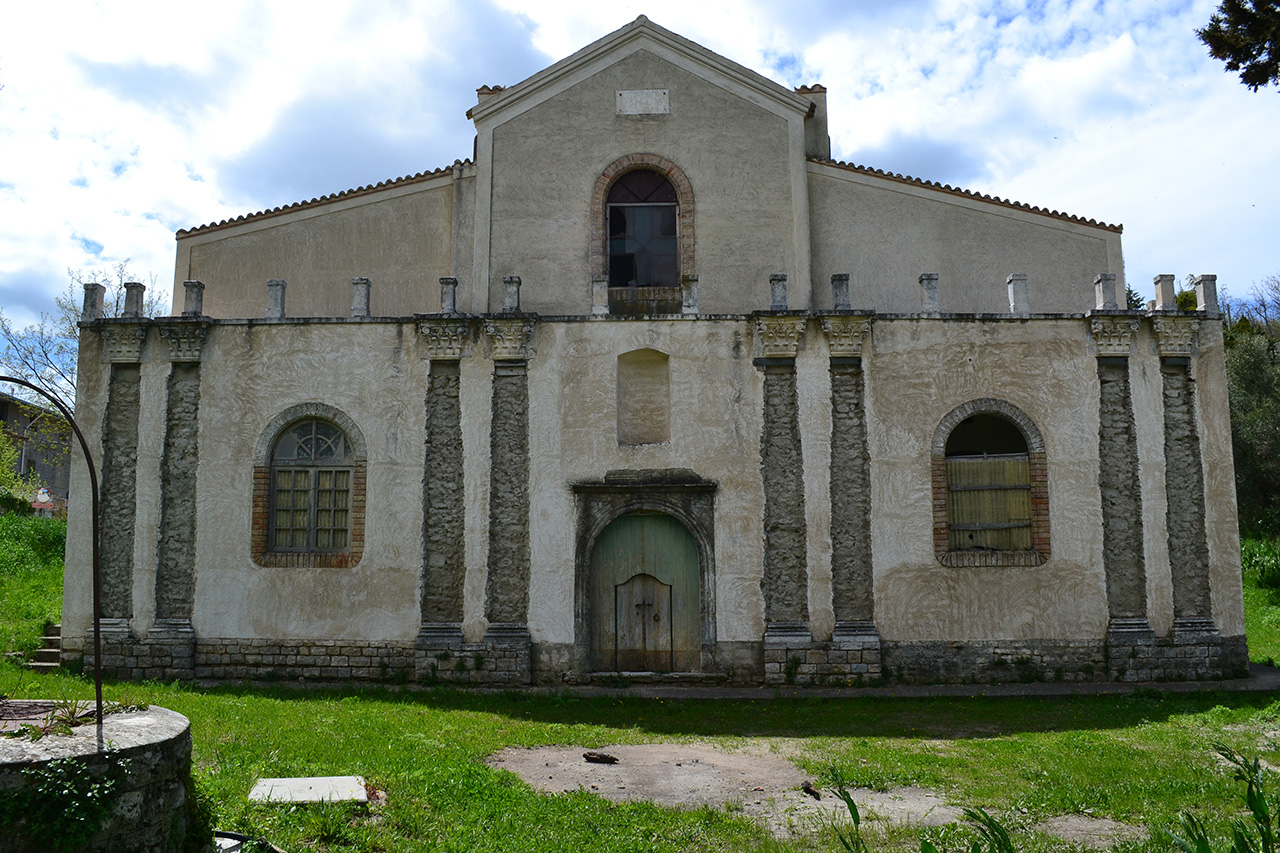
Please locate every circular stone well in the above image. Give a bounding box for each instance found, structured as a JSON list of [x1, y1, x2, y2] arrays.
[[0, 702, 197, 853]]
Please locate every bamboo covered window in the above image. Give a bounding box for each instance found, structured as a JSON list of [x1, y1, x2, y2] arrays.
[[944, 414, 1032, 552]]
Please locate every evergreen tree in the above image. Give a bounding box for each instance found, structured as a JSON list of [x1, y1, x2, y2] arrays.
[[1198, 0, 1280, 91]]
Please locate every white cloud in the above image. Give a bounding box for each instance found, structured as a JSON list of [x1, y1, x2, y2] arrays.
[[1, 0, 1277, 330]]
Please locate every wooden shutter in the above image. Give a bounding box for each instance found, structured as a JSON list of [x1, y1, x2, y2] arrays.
[[946, 454, 1032, 551]]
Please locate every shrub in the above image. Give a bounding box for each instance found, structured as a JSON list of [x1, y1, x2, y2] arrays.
[[1243, 539, 1280, 589]]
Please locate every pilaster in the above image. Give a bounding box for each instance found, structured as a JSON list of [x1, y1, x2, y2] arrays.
[[96, 322, 148, 627], [150, 320, 208, 679], [1090, 313, 1151, 668], [481, 315, 535, 683], [1152, 315, 1216, 636], [416, 319, 471, 673], [820, 315, 877, 654], [753, 314, 810, 656]]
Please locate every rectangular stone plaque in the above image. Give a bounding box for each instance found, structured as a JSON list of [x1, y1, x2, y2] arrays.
[[616, 89, 669, 115], [249, 775, 368, 803]]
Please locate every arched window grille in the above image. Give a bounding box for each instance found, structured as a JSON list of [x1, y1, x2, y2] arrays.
[[270, 419, 354, 552]]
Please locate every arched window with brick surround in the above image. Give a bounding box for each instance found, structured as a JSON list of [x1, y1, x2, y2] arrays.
[[931, 399, 1049, 567], [252, 403, 367, 568], [591, 154, 695, 315]]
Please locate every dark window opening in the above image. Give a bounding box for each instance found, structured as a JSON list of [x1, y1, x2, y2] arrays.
[[607, 170, 678, 288]]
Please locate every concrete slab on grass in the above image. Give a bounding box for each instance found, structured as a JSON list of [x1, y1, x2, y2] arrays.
[[249, 775, 367, 803]]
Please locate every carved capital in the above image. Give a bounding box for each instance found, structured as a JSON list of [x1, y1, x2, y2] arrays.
[[418, 319, 473, 360], [1089, 315, 1139, 357], [755, 315, 806, 359], [484, 317, 535, 361], [157, 321, 209, 362], [1151, 315, 1200, 357], [820, 315, 872, 358], [99, 323, 147, 363]]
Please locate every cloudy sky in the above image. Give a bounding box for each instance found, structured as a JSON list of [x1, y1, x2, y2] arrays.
[[1, 0, 1276, 328]]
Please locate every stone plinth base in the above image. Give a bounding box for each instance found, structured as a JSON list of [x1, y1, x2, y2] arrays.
[[476, 624, 533, 686], [142, 620, 196, 680], [830, 623, 883, 684], [1107, 618, 1248, 681], [763, 622, 814, 685], [883, 639, 1109, 684], [193, 638, 415, 682]]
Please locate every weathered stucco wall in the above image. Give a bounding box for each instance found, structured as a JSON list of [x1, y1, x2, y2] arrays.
[[190, 322, 427, 641], [64, 309, 1244, 675], [526, 319, 766, 646], [1194, 321, 1246, 637], [484, 48, 800, 315], [807, 164, 1123, 314], [176, 177, 457, 319], [865, 318, 1109, 640]]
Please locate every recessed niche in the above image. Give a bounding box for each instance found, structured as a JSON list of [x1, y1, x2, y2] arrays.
[[617, 348, 670, 445]]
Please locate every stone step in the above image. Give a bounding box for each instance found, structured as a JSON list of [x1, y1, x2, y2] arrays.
[[45, 623, 61, 638], [33, 648, 61, 663], [27, 661, 60, 674]]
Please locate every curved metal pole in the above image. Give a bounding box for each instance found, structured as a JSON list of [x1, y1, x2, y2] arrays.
[[1, 376, 102, 730]]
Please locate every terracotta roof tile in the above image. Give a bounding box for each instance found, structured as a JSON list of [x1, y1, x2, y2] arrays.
[[176, 160, 470, 237], [810, 157, 1122, 233]]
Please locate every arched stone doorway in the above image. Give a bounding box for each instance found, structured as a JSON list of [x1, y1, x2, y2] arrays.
[[590, 512, 700, 671], [572, 470, 716, 676]]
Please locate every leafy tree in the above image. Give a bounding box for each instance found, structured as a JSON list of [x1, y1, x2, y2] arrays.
[[0, 427, 40, 515], [1224, 277, 1280, 536], [0, 261, 166, 412], [1198, 0, 1280, 91]]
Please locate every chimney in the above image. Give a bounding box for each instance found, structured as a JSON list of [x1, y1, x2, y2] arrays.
[[796, 84, 830, 160]]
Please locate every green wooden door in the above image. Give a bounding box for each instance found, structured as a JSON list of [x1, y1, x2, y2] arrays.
[[590, 512, 700, 672]]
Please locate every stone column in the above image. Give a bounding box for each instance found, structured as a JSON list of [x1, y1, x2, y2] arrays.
[[1090, 314, 1153, 675], [415, 318, 472, 679], [1152, 316, 1218, 646], [481, 316, 535, 683], [821, 315, 881, 681], [754, 314, 810, 682], [95, 322, 148, 645], [149, 319, 209, 680]]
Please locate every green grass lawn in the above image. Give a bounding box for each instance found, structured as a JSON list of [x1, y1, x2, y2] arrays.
[[4, 529, 1280, 852], [1243, 556, 1280, 664], [0, 514, 64, 654]]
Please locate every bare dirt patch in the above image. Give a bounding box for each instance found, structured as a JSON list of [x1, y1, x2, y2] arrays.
[[486, 742, 963, 837], [1036, 815, 1148, 849]]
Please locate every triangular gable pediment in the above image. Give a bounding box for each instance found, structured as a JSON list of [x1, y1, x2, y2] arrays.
[[467, 15, 811, 127]]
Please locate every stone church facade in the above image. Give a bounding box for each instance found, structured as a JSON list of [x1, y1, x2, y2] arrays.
[[63, 17, 1247, 686]]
